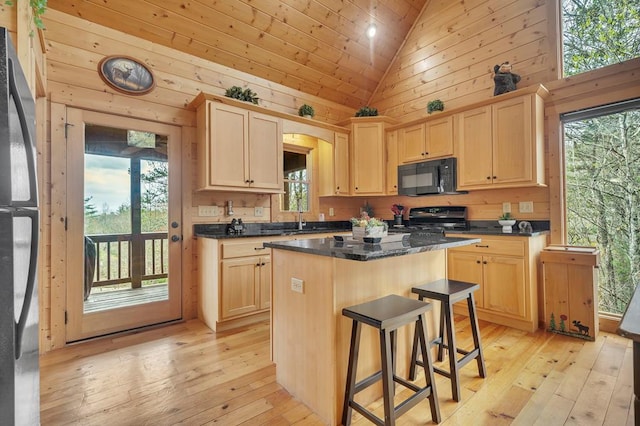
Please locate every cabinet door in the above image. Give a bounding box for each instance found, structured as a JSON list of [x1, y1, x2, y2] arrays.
[[221, 257, 260, 319], [398, 123, 425, 164], [334, 132, 350, 195], [351, 122, 384, 194], [448, 251, 484, 308], [457, 106, 493, 189], [385, 130, 398, 194], [208, 103, 249, 188], [248, 112, 283, 190], [483, 255, 526, 318], [259, 256, 271, 310], [492, 95, 532, 185], [318, 139, 335, 197], [425, 115, 454, 158]]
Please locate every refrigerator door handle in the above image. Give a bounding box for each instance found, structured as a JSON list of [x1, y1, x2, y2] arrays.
[[8, 57, 38, 207], [14, 209, 39, 359]]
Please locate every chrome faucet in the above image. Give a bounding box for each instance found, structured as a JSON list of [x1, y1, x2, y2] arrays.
[[298, 205, 306, 230]]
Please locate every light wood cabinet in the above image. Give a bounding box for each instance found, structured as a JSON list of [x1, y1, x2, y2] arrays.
[[351, 120, 385, 194], [318, 132, 350, 196], [334, 132, 350, 195], [398, 116, 454, 164], [457, 89, 546, 190], [221, 256, 268, 318], [385, 130, 398, 194], [195, 101, 283, 192], [447, 233, 547, 332]]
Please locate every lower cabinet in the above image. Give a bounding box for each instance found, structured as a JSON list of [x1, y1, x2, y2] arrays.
[[447, 234, 547, 332], [220, 255, 270, 319]]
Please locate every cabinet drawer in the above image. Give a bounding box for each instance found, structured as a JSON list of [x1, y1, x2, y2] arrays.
[[449, 237, 525, 257], [222, 240, 270, 258]]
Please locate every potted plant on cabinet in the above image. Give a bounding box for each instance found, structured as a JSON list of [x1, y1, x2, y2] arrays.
[[427, 99, 444, 114], [355, 106, 379, 117], [298, 104, 315, 118], [224, 86, 260, 104], [498, 212, 516, 233]]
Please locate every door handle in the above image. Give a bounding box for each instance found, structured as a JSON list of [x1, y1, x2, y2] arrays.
[[171, 235, 181, 242], [171, 221, 179, 229]]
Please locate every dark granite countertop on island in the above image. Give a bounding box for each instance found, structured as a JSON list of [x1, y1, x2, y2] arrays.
[[194, 221, 351, 239], [264, 234, 481, 261]]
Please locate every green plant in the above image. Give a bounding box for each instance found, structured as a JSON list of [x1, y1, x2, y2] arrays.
[[355, 106, 378, 117], [224, 86, 259, 104], [5, 0, 47, 31], [499, 212, 513, 220], [298, 104, 315, 117], [427, 99, 444, 114]]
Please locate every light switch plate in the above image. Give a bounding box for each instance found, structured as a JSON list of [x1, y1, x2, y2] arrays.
[[519, 201, 534, 213], [291, 278, 304, 294], [254, 206, 264, 217], [198, 205, 218, 217], [329, 208, 335, 217], [502, 202, 511, 214]]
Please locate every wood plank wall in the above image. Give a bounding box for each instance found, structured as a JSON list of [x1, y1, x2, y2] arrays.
[[15, 1, 640, 351]]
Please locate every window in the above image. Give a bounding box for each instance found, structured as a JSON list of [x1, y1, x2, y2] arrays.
[[281, 148, 310, 212], [562, 99, 640, 314], [562, 0, 639, 77]]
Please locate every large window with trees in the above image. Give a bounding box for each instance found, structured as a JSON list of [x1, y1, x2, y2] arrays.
[[561, 0, 639, 77], [562, 0, 640, 315]]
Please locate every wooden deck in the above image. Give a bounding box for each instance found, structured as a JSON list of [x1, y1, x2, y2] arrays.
[[39, 317, 635, 425], [83, 284, 168, 313]]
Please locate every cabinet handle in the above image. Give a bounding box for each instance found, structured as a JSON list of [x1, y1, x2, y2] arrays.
[[425, 152, 429, 156], [492, 176, 497, 179], [250, 179, 255, 183], [245, 180, 251, 183], [355, 187, 358, 190], [475, 244, 489, 248], [486, 176, 491, 180], [256, 263, 261, 267], [261, 262, 266, 266], [476, 260, 481, 264], [483, 260, 488, 264], [254, 247, 266, 250]]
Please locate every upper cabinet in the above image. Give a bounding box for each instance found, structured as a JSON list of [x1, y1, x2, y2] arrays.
[[318, 132, 350, 196], [338, 117, 397, 196], [398, 116, 454, 164], [192, 95, 283, 193], [457, 86, 548, 190], [385, 130, 399, 195]]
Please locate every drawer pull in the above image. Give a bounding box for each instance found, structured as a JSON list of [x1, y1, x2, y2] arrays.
[[475, 244, 489, 248], [254, 247, 266, 250]]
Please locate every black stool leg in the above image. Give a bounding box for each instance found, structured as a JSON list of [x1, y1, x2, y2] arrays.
[[342, 319, 362, 426], [380, 327, 396, 425], [408, 321, 420, 381], [468, 293, 487, 378], [417, 313, 441, 423], [443, 300, 461, 401], [437, 301, 446, 362]]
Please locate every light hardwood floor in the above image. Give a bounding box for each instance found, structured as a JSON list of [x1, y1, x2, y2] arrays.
[[40, 317, 635, 425]]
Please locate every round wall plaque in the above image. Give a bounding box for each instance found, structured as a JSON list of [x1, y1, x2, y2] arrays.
[[98, 55, 155, 95]]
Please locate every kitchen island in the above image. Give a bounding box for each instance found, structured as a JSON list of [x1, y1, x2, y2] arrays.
[[264, 234, 479, 425]]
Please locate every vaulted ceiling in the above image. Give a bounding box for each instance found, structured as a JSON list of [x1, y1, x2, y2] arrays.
[[46, 0, 429, 109]]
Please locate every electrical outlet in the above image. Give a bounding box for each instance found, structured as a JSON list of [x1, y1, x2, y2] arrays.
[[329, 207, 335, 217], [291, 278, 304, 294], [502, 202, 511, 214], [519, 201, 534, 213], [198, 206, 218, 217], [254, 206, 264, 217]]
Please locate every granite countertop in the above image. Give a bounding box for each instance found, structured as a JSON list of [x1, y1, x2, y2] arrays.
[[194, 221, 351, 239], [446, 220, 551, 237], [618, 283, 640, 342], [264, 234, 481, 261]]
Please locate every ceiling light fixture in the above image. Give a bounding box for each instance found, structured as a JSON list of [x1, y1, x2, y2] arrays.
[[366, 24, 377, 39]]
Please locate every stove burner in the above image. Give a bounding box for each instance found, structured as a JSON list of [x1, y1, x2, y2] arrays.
[[404, 206, 469, 234]]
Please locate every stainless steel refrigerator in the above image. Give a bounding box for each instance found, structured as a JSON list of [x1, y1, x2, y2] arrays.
[[0, 27, 40, 425]]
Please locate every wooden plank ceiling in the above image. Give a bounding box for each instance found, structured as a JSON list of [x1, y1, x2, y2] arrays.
[[46, 0, 428, 109]]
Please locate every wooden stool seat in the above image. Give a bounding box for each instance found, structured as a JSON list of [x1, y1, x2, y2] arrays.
[[409, 279, 487, 402], [342, 294, 441, 425]]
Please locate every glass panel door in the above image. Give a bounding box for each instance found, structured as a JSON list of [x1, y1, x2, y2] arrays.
[[65, 109, 182, 342]]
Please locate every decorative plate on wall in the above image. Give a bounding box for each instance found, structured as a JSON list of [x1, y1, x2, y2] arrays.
[[98, 56, 155, 95]]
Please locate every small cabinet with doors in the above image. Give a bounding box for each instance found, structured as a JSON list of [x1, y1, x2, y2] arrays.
[[447, 233, 548, 332], [398, 115, 454, 164], [338, 116, 396, 196], [192, 94, 283, 193], [457, 85, 548, 190], [318, 132, 350, 196], [385, 129, 399, 194]]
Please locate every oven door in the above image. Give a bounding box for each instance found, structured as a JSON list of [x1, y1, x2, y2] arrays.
[[398, 162, 439, 196]]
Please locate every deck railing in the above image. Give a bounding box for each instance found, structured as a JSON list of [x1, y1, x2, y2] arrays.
[[86, 232, 168, 289]]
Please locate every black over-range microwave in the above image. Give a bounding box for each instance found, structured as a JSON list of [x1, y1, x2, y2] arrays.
[[397, 157, 465, 196]]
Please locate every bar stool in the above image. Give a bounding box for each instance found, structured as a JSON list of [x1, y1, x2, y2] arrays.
[[409, 279, 486, 402], [342, 294, 441, 426]]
